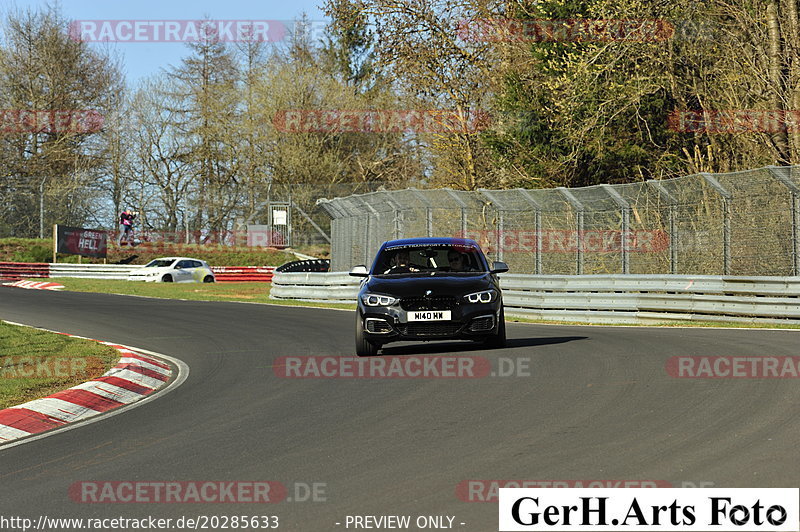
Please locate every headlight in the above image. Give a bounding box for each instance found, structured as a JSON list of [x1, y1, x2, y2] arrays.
[[464, 289, 497, 304], [361, 293, 398, 306]]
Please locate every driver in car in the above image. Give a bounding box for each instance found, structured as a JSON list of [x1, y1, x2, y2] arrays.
[[447, 250, 472, 271], [384, 250, 420, 274]]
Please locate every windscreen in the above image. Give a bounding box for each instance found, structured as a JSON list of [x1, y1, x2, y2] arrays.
[[145, 259, 176, 268], [373, 244, 486, 275]]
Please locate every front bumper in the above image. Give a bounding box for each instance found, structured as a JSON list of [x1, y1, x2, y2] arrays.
[[359, 301, 502, 341]]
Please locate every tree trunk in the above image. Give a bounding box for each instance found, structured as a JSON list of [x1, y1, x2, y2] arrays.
[[767, 1, 791, 163]]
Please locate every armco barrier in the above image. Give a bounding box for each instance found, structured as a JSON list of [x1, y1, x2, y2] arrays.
[[271, 272, 360, 301], [3, 263, 274, 282], [270, 272, 800, 324], [49, 264, 141, 280], [0, 262, 50, 280], [276, 259, 330, 273]]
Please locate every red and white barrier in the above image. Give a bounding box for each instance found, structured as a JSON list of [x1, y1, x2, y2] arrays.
[[211, 266, 275, 283], [0, 262, 49, 281], [1, 262, 275, 283], [4, 280, 64, 290]]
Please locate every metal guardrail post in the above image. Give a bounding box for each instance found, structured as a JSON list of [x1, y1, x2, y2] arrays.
[[601, 184, 631, 274], [288, 192, 294, 247], [479, 189, 507, 262], [410, 188, 434, 237], [700, 173, 732, 275], [350, 196, 381, 265], [339, 198, 367, 267], [315, 198, 347, 269], [378, 192, 404, 239], [767, 166, 800, 275], [444, 188, 469, 237], [646, 180, 679, 274], [557, 187, 585, 274], [516, 188, 543, 274]]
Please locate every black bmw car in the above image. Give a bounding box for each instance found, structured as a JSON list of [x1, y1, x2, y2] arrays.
[[349, 237, 509, 356]]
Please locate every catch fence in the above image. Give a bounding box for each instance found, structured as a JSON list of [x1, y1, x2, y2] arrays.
[[316, 166, 800, 276]]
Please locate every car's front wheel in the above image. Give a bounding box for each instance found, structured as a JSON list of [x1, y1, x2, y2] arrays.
[[203, 275, 215, 283], [162, 274, 173, 283], [483, 306, 507, 349], [355, 314, 379, 357]]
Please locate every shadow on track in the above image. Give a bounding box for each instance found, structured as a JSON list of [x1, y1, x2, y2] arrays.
[[379, 335, 587, 356]]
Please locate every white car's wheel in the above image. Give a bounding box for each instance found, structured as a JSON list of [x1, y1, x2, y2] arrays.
[[162, 274, 173, 282]]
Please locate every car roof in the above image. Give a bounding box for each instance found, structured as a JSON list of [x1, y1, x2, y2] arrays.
[[381, 237, 481, 250], [151, 257, 205, 262]]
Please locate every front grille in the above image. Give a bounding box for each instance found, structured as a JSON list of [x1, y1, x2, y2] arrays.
[[469, 315, 495, 332], [365, 318, 393, 334], [401, 296, 459, 311], [398, 322, 462, 337]]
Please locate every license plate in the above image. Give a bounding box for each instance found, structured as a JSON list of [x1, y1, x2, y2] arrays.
[[408, 310, 452, 321]]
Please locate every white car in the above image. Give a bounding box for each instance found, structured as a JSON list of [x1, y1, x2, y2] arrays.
[[128, 257, 216, 283]]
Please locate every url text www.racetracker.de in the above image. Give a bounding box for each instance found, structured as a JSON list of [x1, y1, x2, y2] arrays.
[[0, 515, 279, 531]]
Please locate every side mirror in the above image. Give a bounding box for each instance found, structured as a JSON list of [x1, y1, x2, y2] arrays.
[[490, 261, 509, 274], [349, 265, 369, 277]]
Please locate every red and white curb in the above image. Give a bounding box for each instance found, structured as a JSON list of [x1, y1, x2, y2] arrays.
[[3, 280, 64, 290], [0, 323, 187, 448]]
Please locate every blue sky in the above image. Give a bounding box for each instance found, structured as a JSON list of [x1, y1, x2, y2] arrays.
[[3, 0, 329, 85]]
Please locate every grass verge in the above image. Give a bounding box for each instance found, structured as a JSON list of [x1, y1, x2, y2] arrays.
[[0, 237, 321, 266], [0, 322, 120, 409], [51, 278, 357, 310]]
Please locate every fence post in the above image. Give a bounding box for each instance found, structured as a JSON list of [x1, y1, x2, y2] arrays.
[[601, 184, 631, 274], [646, 180, 679, 274], [767, 165, 800, 275], [331, 202, 351, 271], [378, 192, 404, 240], [351, 196, 380, 265], [444, 188, 469, 238], [516, 188, 543, 274], [288, 192, 294, 247], [557, 187, 585, 274], [479, 189, 507, 262], [410, 188, 433, 237], [340, 198, 367, 267], [700, 173, 732, 275]]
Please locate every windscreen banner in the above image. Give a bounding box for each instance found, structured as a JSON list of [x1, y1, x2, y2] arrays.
[[55, 225, 108, 258]]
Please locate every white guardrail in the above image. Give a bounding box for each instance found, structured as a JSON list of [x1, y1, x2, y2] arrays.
[[270, 272, 800, 325], [49, 263, 142, 280]]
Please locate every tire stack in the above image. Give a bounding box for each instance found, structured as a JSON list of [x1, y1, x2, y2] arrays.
[[275, 259, 330, 273]]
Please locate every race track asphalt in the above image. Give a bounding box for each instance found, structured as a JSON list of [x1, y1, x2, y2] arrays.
[[1, 286, 799, 531]]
